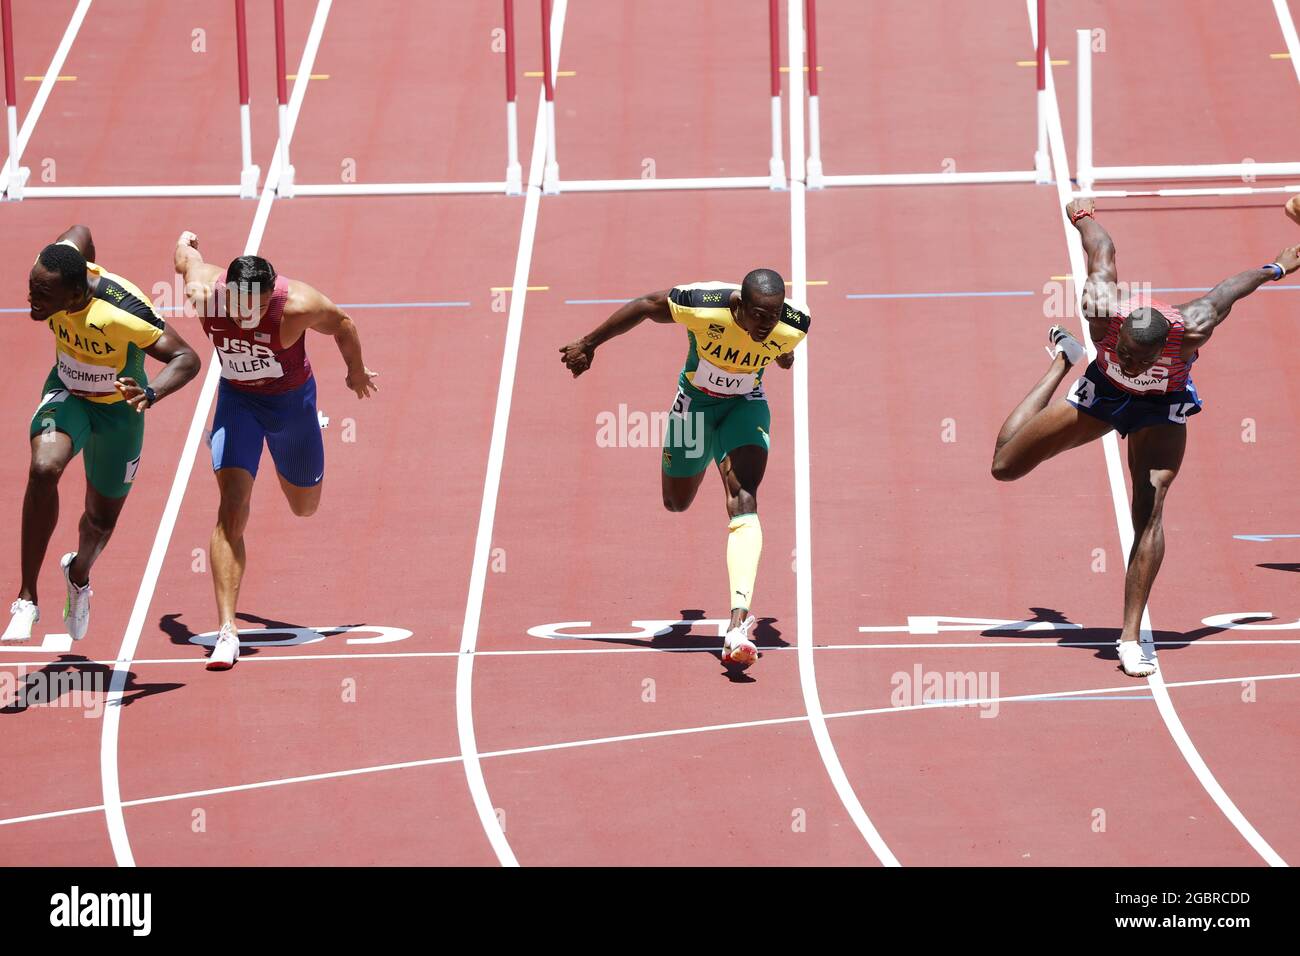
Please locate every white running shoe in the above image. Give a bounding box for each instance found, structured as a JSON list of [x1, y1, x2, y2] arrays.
[[60, 552, 92, 642], [207, 622, 240, 671], [2, 600, 39, 642], [1045, 324, 1086, 366], [1117, 638, 1157, 678], [722, 615, 758, 667]]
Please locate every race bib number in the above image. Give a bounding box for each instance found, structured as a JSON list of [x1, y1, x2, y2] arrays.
[[55, 352, 118, 395], [1068, 376, 1096, 408], [691, 357, 759, 396], [216, 341, 284, 382], [1100, 352, 1170, 394]]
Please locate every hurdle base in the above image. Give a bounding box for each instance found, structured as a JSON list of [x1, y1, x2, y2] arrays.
[[277, 164, 296, 198], [2, 166, 31, 201], [505, 162, 523, 196], [240, 165, 261, 199], [806, 157, 825, 190], [769, 156, 787, 191], [543, 161, 560, 195]]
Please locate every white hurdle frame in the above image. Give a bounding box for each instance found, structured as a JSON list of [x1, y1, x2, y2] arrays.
[[1074, 27, 1300, 196]]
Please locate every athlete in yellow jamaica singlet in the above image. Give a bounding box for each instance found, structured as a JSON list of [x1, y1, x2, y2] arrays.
[[560, 269, 810, 668], [3, 226, 201, 645]]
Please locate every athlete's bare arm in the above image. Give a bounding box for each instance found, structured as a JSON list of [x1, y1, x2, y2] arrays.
[[1177, 244, 1300, 355], [55, 224, 96, 263], [284, 282, 378, 399], [1065, 198, 1117, 343], [559, 289, 674, 377], [173, 231, 224, 312], [116, 327, 202, 412]]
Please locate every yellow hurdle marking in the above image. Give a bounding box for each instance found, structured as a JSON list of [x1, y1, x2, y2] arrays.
[[1271, 53, 1291, 59], [779, 66, 825, 73], [806, 280, 829, 286], [24, 75, 76, 81], [286, 74, 330, 80], [524, 71, 576, 78], [1050, 275, 1071, 281], [1017, 59, 1068, 67]]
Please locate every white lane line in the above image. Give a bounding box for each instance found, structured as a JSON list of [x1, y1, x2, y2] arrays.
[[1, 0, 92, 196], [96, 0, 335, 868], [1272, 0, 1300, 85], [1027, 0, 1287, 868], [786, 0, 898, 866], [454, 0, 569, 869], [11, 668, 1297, 830], [5, 635, 1298, 668]]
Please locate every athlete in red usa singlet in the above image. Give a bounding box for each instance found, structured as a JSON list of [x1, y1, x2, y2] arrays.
[[991, 198, 1300, 678], [174, 231, 379, 671]]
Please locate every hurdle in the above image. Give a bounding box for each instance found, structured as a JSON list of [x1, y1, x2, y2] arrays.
[[1073, 27, 1300, 197], [1, 0, 27, 198], [804, 0, 1049, 189], [542, 0, 786, 193]]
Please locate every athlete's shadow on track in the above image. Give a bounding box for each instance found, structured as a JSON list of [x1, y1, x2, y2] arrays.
[[985, 607, 1240, 668], [0, 655, 181, 715], [571, 609, 788, 684], [1258, 563, 1300, 573], [159, 610, 346, 663]]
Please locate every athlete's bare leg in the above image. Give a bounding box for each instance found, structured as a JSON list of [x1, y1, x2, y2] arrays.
[[992, 353, 1112, 481], [719, 444, 766, 631], [276, 472, 321, 517], [662, 469, 708, 513], [1119, 424, 1185, 644], [66, 485, 128, 588], [211, 467, 255, 628], [18, 433, 74, 604]]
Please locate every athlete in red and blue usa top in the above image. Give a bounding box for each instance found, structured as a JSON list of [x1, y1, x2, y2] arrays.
[[174, 231, 379, 671], [991, 198, 1300, 677]]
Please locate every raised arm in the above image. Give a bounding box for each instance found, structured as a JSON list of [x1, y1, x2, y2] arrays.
[[559, 289, 674, 377], [1065, 198, 1118, 343], [1176, 244, 1300, 355], [173, 231, 225, 314], [55, 224, 96, 262], [286, 282, 377, 399]]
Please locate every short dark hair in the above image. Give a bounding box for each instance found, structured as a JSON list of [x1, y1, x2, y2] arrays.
[[37, 243, 89, 294], [741, 268, 785, 303], [225, 255, 277, 293], [1123, 306, 1170, 347]]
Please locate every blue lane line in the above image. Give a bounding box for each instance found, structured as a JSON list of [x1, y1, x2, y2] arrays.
[[845, 290, 1036, 300], [565, 298, 629, 305], [1235, 533, 1300, 542], [3, 300, 471, 314]]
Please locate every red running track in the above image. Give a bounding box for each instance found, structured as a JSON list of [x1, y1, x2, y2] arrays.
[[0, 0, 1295, 867]]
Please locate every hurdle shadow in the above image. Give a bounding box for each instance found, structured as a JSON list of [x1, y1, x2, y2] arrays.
[[160, 610, 359, 663], [0, 654, 182, 716], [554, 608, 788, 684], [981, 606, 1243, 667]]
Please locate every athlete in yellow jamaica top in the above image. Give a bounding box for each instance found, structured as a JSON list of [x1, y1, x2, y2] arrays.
[[560, 269, 810, 669], [3, 226, 201, 645]]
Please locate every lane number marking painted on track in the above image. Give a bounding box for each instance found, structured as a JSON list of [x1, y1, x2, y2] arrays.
[[528, 619, 734, 640], [0, 633, 73, 654], [187, 625, 413, 648], [859, 613, 1300, 634]]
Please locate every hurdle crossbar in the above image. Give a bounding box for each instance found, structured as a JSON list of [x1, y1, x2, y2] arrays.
[[804, 0, 1044, 190], [1075, 27, 1300, 193]]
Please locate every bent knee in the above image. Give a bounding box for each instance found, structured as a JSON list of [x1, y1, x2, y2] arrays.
[[662, 495, 690, 513], [991, 454, 1027, 483], [290, 500, 318, 518], [28, 457, 67, 485]]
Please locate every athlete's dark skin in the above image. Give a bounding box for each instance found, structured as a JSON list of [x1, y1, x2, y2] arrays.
[[18, 226, 200, 605], [560, 285, 794, 631], [992, 198, 1300, 650]]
